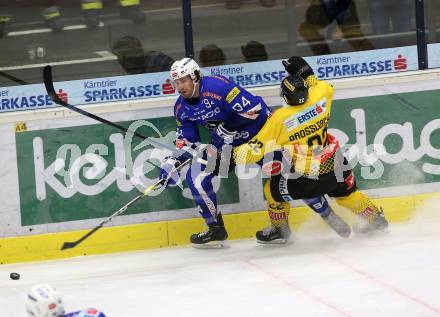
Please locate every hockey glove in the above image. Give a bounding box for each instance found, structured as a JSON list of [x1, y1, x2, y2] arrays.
[[159, 156, 182, 187], [215, 122, 237, 145], [205, 119, 222, 131], [282, 56, 314, 79]]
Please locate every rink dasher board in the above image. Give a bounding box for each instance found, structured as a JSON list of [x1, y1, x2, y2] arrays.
[[0, 70, 439, 264], [0, 72, 439, 230], [0, 191, 439, 265]]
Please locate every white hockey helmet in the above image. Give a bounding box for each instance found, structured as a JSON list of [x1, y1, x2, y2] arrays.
[[25, 284, 65, 317], [170, 57, 201, 82]]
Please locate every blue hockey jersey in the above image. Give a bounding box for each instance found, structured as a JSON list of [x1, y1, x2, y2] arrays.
[[65, 308, 106, 317], [174, 75, 271, 149]]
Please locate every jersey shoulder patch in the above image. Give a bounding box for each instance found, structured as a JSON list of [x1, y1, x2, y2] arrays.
[[226, 86, 241, 103]]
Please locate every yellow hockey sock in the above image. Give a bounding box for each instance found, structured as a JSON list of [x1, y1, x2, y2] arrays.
[[264, 179, 290, 227], [335, 190, 380, 223]]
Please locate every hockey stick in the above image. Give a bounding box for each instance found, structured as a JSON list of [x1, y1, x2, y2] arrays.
[[43, 65, 206, 250], [42, 65, 191, 159], [60, 159, 190, 250]]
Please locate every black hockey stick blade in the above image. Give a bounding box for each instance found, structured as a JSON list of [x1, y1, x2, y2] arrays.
[[60, 242, 78, 250], [43, 65, 65, 105], [59, 191, 145, 251], [61, 225, 103, 250]]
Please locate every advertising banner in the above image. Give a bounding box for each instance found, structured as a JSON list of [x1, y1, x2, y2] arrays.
[[12, 88, 440, 228], [330, 89, 440, 191], [0, 46, 418, 113], [15, 117, 239, 226], [428, 42, 440, 69]]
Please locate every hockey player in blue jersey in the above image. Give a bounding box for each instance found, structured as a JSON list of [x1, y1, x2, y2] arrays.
[[161, 57, 352, 247], [25, 284, 106, 317], [160, 57, 272, 247]]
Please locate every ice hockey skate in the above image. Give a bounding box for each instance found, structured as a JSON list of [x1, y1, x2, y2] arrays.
[[353, 208, 389, 235], [190, 213, 229, 249], [256, 222, 291, 244], [321, 210, 351, 238]]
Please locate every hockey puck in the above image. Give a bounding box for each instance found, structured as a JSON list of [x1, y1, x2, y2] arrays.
[[10, 272, 20, 280]]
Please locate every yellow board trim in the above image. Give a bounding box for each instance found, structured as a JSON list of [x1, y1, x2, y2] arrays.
[[1, 192, 438, 264]]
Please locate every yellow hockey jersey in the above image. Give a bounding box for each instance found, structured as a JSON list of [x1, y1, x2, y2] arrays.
[[233, 79, 338, 177]]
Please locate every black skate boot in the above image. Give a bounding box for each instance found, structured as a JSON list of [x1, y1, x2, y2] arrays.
[[256, 222, 291, 244], [353, 208, 389, 235], [321, 210, 351, 238], [190, 213, 229, 249]]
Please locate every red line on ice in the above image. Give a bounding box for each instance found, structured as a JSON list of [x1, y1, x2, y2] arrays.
[[245, 259, 353, 317]]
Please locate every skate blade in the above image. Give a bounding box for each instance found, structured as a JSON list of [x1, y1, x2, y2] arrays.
[[336, 229, 351, 238], [192, 240, 230, 249], [256, 238, 291, 245]]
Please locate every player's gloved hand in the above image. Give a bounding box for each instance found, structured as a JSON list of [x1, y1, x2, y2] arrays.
[[159, 156, 181, 187], [215, 122, 237, 145], [205, 119, 222, 131], [282, 56, 314, 79]]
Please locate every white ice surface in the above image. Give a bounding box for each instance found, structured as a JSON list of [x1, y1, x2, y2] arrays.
[[1, 218, 440, 317]]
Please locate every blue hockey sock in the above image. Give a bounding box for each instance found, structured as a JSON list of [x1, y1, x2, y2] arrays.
[[303, 196, 331, 217]]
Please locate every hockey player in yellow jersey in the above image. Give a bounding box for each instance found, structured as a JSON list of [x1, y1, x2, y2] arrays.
[[233, 56, 389, 242]]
